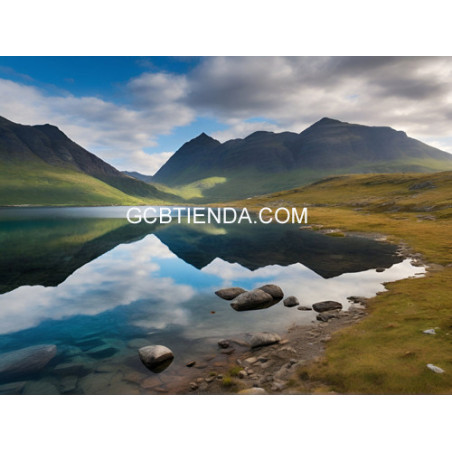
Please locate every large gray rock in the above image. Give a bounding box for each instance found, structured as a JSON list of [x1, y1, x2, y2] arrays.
[[312, 301, 343, 312], [0, 344, 57, 380], [283, 296, 299, 307], [258, 284, 284, 301], [215, 287, 246, 300], [138, 345, 174, 372], [250, 332, 281, 348], [231, 289, 275, 311]]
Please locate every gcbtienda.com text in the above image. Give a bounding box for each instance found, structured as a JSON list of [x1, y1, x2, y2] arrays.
[[126, 207, 308, 224]]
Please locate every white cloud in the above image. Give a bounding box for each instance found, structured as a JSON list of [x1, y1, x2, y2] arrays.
[[2, 56, 452, 177], [187, 57, 452, 151], [0, 235, 195, 335], [115, 150, 174, 175], [0, 77, 193, 172]]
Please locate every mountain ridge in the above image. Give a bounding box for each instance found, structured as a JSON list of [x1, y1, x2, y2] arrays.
[[152, 117, 452, 200], [0, 115, 181, 205]]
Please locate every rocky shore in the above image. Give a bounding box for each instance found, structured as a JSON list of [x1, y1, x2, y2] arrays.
[[178, 304, 367, 395]]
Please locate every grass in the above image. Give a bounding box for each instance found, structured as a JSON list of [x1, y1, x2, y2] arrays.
[[221, 376, 237, 388], [159, 158, 452, 203], [153, 177, 227, 200], [0, 161, 179, 206], [233, 171, 452, 394], [227, 365, 243, 377]]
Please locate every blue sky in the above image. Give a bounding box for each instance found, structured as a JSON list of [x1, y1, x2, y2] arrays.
[[1, 56, 452, 174]]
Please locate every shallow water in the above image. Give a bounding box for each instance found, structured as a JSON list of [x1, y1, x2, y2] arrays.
[[0, 207, 425, 394]]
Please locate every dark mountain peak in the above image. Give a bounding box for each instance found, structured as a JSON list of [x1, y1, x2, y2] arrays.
[[312, 117, 345, 127], [189, 132, 220, 146], [34, 123, 69, 139], [245, 130, 274, 141]]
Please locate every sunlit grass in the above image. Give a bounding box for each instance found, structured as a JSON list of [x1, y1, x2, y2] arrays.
[[233, 171, 452, 394]]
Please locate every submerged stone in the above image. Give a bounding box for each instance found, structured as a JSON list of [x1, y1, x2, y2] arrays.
[[86, 344, 118, 359], [316, 313, 337, 322], [0, 344, 57, 380], [23, 380, 60, 395]]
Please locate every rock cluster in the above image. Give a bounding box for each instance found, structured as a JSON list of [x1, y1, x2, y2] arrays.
[[215, 283, 285, 311]]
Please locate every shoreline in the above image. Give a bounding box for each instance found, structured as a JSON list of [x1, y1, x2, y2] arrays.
[[169, 238, 429, 395]]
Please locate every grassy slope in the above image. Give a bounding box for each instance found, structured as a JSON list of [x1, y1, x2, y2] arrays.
[[174, 157, 452, 203], [233, 171, 452, 394], [0, 161, 167, 206], [152, 177, 227, 200]]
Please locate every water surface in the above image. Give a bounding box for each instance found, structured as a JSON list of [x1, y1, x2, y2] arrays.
[[0, 207, 425, 394]]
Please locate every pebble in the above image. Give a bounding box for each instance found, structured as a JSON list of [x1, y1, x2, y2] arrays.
[[186, 361, 196, 367], [423, 329, 436, 335], [238, 370, 247, 379], [426, 364, 445, 374], [297, 306, 312, 311], [243, 357, 257, 366], [238, 387, 267, 395], [218, 340, 230, 349], [190, 382, 199, 390]]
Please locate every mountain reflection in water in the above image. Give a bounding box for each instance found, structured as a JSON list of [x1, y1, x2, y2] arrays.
[[0, 208, 422, 394]]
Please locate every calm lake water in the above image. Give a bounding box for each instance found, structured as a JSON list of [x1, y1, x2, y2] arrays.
[[0, 207, 425, 394]]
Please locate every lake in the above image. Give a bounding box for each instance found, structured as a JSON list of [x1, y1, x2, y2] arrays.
[[0, 207, 425, 394]]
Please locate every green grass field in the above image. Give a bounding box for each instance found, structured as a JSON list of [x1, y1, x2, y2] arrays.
[[0, 161, 164, 206], [234, 171, 452, 394]]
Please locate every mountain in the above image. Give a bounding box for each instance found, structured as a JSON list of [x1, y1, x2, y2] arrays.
[[122, 171, 154, 183], [0, 116, 180, 206], [153, 118, 452, 201]]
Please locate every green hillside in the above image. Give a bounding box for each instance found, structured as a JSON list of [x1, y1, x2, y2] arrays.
[[0, 161, 157, 206]]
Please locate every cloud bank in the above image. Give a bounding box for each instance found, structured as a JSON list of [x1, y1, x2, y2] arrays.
[[2, 57, 452, 173]]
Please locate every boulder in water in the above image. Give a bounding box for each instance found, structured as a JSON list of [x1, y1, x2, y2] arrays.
[[283, 296, 299, 307], [138, 345, 174, 373], [258, 284, 284, 301], [215, 287, 246, 300], [231, 289, 275, 311], [312, 301, 343, 312], [0, 344, 57, 380]]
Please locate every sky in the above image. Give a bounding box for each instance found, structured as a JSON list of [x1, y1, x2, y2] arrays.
[[1, 56, 452, 175]]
